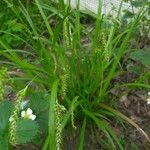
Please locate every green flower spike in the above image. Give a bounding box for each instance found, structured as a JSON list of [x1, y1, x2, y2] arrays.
[[55, 101, 66, 150], [9, 86, 28, 145], [0, 67, 8, 104], [60, 68, 69, 100]]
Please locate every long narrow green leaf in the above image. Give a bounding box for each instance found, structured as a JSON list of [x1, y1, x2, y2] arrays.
[[18, 0, 38, 36], [92, 0, 102, 49], [60, 97, 82, 131], [42, 135, 50, 150], [78, 118, 86, 150], [0, 40, 41, 72], [49, 80, 59, 150], [82, 108, 122, 149], [113, 83, 150, 89], [35, 0, 54, 41]]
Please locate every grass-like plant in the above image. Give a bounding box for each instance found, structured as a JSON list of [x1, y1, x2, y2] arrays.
[[0, 0, 150, 149]]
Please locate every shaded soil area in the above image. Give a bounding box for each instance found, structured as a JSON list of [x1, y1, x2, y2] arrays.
[[118, 90, 150, 150], [62, 89, 150, 150]]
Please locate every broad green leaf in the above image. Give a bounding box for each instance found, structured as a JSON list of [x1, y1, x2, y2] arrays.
[[29, 92, 49, 133], [0, 134, 8, 150], [130, 49, 150, 68], [29, 92, 49, 113], [16, 119, 39, 144], [36, 110, 49, 133], [0, 101, 13, 150], [127, 64, 142, 74], [0, 101, 13, 131]]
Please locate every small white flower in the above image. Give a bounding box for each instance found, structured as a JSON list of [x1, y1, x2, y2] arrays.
[[26, 108, 32, 115], [21, 108, 36, 120], [30, 114, 36, 120], [146, 92, 150, 105], [147, 101, 150, 105], [147, 98, 150, 105]]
